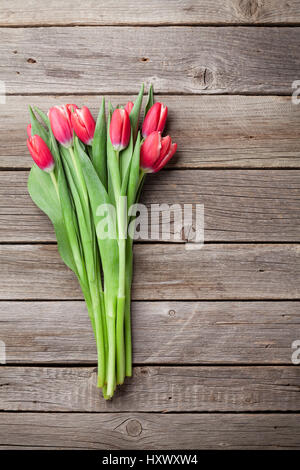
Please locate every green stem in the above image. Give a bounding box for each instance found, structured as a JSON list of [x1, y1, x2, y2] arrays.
[[99, 282, 108, 374], [68, 146, 89, 209], [87, 145, 93, 160], [50, 170, 59, 197], [124, 174, 145, 377], [107, 149, 126, 386], [138, 170, 145, 188], [124, 242, 133, 377], [50, 168, 88, 292], [106, 314, 116, 398], [116, 293, 125, 384], [67, 146, 106, 389], [102, 384, 109, 400], [116, 190, 126, 385], [90, 281, 105, 388], [80, 282, 96, 334]]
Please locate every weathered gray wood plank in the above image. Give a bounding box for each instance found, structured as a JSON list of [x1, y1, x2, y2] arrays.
[[1, 27, 299, 94], [0, 301, 299, 364], [1, 95, 300, 169], [0, 412, 299, 449], [1, 366, 299, 412], [0, 244, 299, 300], [1, 1, 299, 26], [1, 170, 300, 242]]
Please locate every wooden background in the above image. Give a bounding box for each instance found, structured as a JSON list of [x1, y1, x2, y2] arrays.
[[0, 0, 300, 450]]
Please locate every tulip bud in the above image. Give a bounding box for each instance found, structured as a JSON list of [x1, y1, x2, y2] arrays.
[[109, 108, 131, 152], [71, 106, 95, 145], [27, 124, 32, 139], [140, 131, 177, 173], [27, 134, 55, 173], [125, 101, 134, 114], [48, 104, 78, 148], [142, 102, 168, 138]]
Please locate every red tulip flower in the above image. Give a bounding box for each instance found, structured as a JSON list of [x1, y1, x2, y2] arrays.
[[140, 131, 177, 173], [124, 101, 134, 115], [27, 124, 32, 139], [27, 134, 55, 173], [109, 108, 131, 152], [71, 106, 95, 145], [48, 104, 78, 148], [142, 102, 168, 138]]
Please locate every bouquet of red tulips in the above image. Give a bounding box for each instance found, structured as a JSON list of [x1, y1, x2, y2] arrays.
[[26, 84, 177, 399]]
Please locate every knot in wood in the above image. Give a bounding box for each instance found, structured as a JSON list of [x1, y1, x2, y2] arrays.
[[237, 0, 260, 20], [188, 66, 214, 90], [126, 419, 142, 437]]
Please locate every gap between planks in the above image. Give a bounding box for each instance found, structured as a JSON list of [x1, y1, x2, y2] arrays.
[[2, 24, 300, 28]]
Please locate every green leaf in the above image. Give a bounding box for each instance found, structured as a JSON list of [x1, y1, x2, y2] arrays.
[[120, 129, 133, 185], [28, 106, 49, 145], [120, 148, 132, 198], [75, 140, 119, 316], [127, 132, 142, 209], [57, 163, 86, 285], [34, 106, 50, 127], [130, 83, 144, 141], [92, 97, 107, 188], [27, 165, 77, 275], [144, 83, 154, 118]]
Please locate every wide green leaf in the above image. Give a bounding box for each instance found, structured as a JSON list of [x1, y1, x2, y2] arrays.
[[75, 139, 119, 314], [27, 165, 77, 275]]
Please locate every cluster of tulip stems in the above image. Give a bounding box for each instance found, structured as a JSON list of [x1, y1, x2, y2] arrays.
[[26, 84, 177, 399]]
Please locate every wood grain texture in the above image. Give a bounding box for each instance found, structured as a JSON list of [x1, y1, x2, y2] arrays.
[[1, 27, 299, 94], [0, 301, 299, 364], [1, 170, 300, 242], [1, 366, 300, 412], [0, 0, 299, 451], [2, 95, 300, 169], [0, 412, 299, 449], [0, 244, 299, 300], [1, 1, 300, 26]]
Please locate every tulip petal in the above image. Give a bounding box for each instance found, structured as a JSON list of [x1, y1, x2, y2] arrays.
[[71, 106, 95, 146], [110, 108, 130, 152], [140, 131, 161, 172], [153, 142, 177, 173], [157, 104, 168, 134], [27, 135, 55, 172], [48, 106, 73, 147], [125, 101, 134, 114]]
